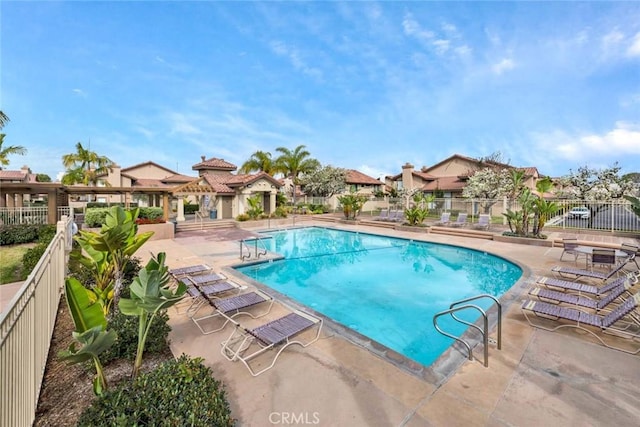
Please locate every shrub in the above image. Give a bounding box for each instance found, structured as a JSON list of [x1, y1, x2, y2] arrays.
[[37, 225, 57, 243], [86, 202, 138, 209], [22, 243, 48, 275], [138, 207, 163, 220], [0, 224, 38, 245], [236, 213, 250, 221], [101, 309, 171, 365], [86, 207, 163, 227], [272, 206, 288, 218], [0, 224, 56, 246], [77, 355, 236, 427], [85, 208, 110, 227], [184, 203, 200, 214], [67, 256, 142, 294]]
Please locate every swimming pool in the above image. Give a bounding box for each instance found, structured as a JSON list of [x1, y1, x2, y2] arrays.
[[235, 227, 522, 367]]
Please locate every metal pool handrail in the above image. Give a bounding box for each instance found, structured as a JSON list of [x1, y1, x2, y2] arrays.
[[240, 237, 268, 261], [433, 294, 502, 367]]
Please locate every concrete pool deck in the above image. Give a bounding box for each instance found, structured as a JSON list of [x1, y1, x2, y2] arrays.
[[139, 221, 640, 426]]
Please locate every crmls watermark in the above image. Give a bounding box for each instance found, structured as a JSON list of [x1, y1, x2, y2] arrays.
[[269, 411, 320, 425]]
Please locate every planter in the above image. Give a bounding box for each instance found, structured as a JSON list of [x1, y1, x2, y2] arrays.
[[338, 218, 360, 225], [394, 224, 429, 234], [84, 222, 174, 241], [493, 234, 553, 247]]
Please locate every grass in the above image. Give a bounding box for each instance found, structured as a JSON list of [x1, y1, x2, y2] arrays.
[[0, 244, 36, 284]]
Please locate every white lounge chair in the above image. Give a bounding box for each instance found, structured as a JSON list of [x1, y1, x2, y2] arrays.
[[448, 213, 468, 228], [434, 212, 450, 226], [473, 214, 491, 230]]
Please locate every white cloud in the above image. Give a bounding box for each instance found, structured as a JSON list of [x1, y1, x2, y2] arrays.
[[402, 14, 471, 58], [433, 39, 450, 55], [492, 58, 515, 75], [627, 32, 640, 57], [402, 13, 434, 43], [269, 40, 323, 79], [602, 29, 624, 47], [168, 113, 203, 136], [72, 88, 87, 97], [531, 122, 640, 166], [580, 121, 640, 153], [455, 45, 472, 58]]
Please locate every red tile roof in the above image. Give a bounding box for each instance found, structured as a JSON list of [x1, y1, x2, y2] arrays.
[[201, 171, 282, 193], [346, 170, 383, 185], [421, 176, 467, 191], [162, 173, 196, 183], [131, 179, 173, 188], [0, 170, 28, 181], [192, 157, 237, 171]]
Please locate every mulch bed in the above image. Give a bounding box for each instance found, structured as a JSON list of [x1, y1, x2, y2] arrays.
[[34, 303, 173, 426]]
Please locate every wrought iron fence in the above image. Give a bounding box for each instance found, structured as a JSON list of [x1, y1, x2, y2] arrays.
[[0, 216, 73, 426]]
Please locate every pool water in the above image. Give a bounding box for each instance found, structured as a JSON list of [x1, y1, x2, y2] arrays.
[[235, 227, 522, 367]]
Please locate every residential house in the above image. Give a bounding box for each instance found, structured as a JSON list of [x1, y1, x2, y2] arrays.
[[386, 154, 543, 213], [0, 166, 38, 207], [192, 156, 282, 219], [92, 162, 195, 207]]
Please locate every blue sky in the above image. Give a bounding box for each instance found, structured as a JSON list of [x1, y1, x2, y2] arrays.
[[2, 1, 639, 182]]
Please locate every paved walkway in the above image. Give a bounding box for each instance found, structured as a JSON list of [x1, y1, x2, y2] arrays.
[[0, 281, 24, 314], [137, 221, 640, 427]]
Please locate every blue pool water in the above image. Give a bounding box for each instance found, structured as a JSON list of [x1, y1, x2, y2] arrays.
[[235, 227, 522, 367]]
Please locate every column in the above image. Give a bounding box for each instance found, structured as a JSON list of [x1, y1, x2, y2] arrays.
[[162, 193, 169, 221], [176, 197, 185, 222], [47, 191, 58, 224], [269, 192, 276, 214]]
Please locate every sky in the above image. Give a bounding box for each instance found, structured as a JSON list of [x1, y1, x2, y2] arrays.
[[1, 1, 639, 182]]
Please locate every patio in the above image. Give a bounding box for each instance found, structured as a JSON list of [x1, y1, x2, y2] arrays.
[[137, 221, 640, 426]]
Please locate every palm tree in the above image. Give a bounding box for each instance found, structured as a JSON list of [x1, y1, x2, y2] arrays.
[[275, 145, 320, 206], [0, 133, 27, 169], [239, 150, 278, 175], [62, 142, 115, 201], [0, 111, 9, 129]]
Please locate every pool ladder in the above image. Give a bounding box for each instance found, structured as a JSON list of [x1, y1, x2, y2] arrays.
[[240, 238, 268, 261], [433, 294, 502, 367]]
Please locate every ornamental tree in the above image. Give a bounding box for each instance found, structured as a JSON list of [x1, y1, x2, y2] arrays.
[[462, 167, 513, 213], [555, 163, 638, 227], [299, 165, 347, 198]]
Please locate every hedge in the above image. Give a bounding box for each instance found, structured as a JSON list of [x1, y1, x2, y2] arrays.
[[0, 224, 56, 246], [77, 355, 235, 426]]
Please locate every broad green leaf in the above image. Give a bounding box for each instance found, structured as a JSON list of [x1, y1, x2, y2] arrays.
[[118, 298, 144, 316], [64, 277, 107, 333], [58, 327, 116, 363]]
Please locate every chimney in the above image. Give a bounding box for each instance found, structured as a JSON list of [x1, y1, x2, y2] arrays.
[[201, 155, 206, 162], [401, 162, 414, 191]]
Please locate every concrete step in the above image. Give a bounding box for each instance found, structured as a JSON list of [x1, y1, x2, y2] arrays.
[[175, 219, 237, 233]]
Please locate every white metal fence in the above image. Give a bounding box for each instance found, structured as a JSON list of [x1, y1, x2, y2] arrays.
[[0, 206, 72, 225], [320, 196, 640, 233], [0, 216, 73, 427]]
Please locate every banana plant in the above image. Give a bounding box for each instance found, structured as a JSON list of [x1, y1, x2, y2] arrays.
[[76, 206, 154, 318], [119, 252, 187, 378], [337, 192, 368, 220], [58, 277, 116, 395], [404, 193, 435, 226], [69, 234, 115, 315]]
